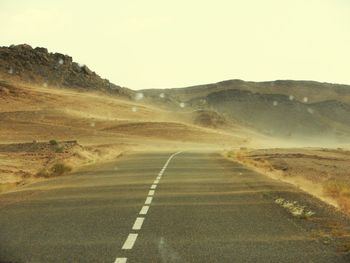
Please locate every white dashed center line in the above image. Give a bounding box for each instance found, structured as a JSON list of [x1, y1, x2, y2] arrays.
[[132, 217, 145, 230], [139, 205, 149, 215], [114, 151, 182, 262], [145, 196, 153, 205], [114, 258, 127, 263], [122, 233, 138, 250]]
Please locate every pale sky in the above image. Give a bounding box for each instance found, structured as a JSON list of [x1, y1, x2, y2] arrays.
[[0, 0, 349, 90]]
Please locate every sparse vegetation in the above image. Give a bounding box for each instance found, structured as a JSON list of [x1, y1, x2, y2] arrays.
[[36, 169, 50, 178], [37, 163, 72, 178], [49, 139, 58, 146], [51, 163, 72, 176]]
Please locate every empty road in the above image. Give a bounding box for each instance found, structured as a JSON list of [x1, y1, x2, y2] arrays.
[[0, 152, 349, 262]]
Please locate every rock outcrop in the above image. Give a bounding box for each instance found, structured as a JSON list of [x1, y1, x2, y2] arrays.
[[0, 44, 132, 97]]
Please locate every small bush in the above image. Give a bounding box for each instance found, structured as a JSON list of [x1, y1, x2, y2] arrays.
[[49, 139, 58, 146], [51, 163, 72, 176], [36, 169, 50, 178]]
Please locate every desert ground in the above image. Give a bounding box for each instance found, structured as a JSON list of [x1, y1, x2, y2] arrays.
[[1, 78, 350, 219], [0, 45, 349, 208], [0, 78, 252, 193], [230, 147, 350, 214]]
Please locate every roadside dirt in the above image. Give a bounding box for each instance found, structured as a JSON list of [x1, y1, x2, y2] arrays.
[[227, 147, 350, 215], [0, 140, 126, 193]]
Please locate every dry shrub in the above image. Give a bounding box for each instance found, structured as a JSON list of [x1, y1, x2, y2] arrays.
[[49, 139, 59, 146], [36, 169, 50, 178], [51, 163, 72, 176], [36, 163, 72, 178]]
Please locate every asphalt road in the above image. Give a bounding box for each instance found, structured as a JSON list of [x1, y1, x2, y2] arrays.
[[0, 152, 349, 263]]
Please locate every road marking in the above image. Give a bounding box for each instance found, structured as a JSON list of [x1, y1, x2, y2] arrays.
[[122, 233, 138, 250], [139, 205, 149, 215], [114, 152, 182, 262], [132, 217, 145, 230], [145, 196, 153, 205], [115, 258, 127, 263]]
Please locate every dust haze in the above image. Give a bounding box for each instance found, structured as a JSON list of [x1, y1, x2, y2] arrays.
[[0, 44, 350, 215]]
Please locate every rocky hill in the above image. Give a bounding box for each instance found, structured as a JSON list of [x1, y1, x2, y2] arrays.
[[0, 44, 132, 97], [198, 89, 350, 139], [142, 80, 350, 141], [142, 79, 350, 104]]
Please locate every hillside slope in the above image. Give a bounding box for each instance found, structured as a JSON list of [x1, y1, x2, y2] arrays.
[[142, 80, 350, 142], [142, 79, 350, 103]]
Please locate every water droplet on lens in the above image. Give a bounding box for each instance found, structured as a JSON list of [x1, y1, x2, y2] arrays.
[[135, 93, 144, 101]]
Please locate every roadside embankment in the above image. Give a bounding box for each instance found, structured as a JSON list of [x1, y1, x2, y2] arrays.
[[225, 147, 350, 215], [0, 140, 126, 193]]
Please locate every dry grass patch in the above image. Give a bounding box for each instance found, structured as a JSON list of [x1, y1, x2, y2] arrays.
[[323, 180, 350, 213]]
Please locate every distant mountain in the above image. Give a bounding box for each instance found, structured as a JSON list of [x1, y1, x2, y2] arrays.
[[142, 79, 350, 104], [142, 80, 350, 141], [0, 44, 132, 97]]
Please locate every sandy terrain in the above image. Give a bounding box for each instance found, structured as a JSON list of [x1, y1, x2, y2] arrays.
[[2, 76, 349, 223], [0, 80, 254, 192], [0, 80, 251, 143], [228, 147, 350, 215], [0, 140, 127, 193]]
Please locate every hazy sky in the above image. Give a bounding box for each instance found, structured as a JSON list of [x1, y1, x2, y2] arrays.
[[0, 0, 349, 90]]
